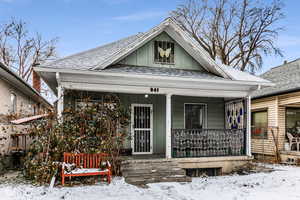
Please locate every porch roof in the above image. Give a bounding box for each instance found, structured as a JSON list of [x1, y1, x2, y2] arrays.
[[103, 65, 226, 80]]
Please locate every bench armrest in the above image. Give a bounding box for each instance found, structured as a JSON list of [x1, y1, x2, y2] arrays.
[[61, 162, 65, 175]]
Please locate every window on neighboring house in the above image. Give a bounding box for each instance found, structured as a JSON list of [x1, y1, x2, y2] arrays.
[[286, 108, 300, 137], [184, 104, 207, 129], [154, 41, 174, 64], [33, 105, 37, 115], [251, 110, 268, 139], [10, 93, 17, 113]]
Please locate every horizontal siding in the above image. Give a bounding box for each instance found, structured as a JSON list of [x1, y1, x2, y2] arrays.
[[279, 91, 300, 106], [251, 97, 278, 155], [252, 96, 287, 156], [278, 106, 286, 152]]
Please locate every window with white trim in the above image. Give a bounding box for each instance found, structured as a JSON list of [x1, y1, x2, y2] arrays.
[[10, 93, 17, 113]]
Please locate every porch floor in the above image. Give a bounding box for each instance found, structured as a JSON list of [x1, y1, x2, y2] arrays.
[[121, 154, 165, 161]]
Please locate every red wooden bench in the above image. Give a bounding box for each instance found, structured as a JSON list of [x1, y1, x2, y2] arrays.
[[61, 153, 112, 186]]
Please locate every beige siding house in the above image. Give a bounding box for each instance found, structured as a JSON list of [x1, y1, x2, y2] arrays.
[[0, 62, 52, 155], [252, 59, 300, 163]]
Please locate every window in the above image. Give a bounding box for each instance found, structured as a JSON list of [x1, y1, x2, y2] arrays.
[[154, 41, 174, 64], [286, 108, 300, 137], [184, 104, 207, 129], [10, 93, 17, 113], [251, 110, 268, 139]]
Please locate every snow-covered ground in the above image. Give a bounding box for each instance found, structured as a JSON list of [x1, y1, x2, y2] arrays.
[[1, 164, 300, 200]]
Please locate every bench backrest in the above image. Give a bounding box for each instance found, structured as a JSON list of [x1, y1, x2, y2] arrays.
[[63, 153, 109, 168]]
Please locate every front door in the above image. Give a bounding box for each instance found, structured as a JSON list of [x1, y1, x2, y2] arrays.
[[131, 104, 153, 154]]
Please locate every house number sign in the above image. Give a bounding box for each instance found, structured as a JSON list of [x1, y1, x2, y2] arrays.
[[150, 87, 159, 93]]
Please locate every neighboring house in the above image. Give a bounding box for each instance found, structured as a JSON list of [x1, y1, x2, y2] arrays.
[[35, 18, 271, 181], [0, 62, 52, 155], [252, 58, 300, 163]]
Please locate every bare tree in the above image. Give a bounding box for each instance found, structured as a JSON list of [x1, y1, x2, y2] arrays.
[[171, 0, 284, 73], [0, 18, 58, 81]]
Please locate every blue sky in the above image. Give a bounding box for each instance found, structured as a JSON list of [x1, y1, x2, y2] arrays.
[[0, 0, 299, 75]]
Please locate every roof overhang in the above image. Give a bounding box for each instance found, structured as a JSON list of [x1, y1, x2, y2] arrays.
[[0, 63, 52, 108], [35, 66, 271, 98]]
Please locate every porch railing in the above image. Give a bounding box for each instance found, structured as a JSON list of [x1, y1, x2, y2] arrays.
[[171, 129, 246, 158]]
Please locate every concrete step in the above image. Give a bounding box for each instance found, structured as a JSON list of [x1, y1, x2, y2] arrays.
[[122, 169, 186, 178], [125, 176, 192, 185], [121, 159, 191, 186]]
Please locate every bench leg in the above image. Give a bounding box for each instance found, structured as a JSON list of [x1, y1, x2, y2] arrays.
[[62, 174, 65, 186], [107, 172, 112, 184]]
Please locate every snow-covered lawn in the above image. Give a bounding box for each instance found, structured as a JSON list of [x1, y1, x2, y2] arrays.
[[1, 164, 300, 200]]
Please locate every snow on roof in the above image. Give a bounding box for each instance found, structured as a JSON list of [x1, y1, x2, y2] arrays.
[[253, 58, 300, 98], [219, 64, 273, 85]]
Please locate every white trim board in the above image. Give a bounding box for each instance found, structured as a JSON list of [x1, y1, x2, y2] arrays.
[[61, 82, 250, 98]]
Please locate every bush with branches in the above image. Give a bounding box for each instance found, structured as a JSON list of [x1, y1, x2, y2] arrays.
[[24, 94, 130, 184]]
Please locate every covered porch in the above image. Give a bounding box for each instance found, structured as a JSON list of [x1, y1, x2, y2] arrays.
[[280, 99, 300, 163], [52, 68, 255, 159], [59, 88, 251, 159]]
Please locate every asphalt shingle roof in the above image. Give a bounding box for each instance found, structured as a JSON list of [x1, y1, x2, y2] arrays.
[[44, 34, 143, 70], [40, 18, 271, 85], [103, 65, 226, 80], [252, 59, 300, 98]]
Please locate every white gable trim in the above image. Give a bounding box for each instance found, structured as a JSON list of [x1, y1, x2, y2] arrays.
[[93, 23, 166, 70]]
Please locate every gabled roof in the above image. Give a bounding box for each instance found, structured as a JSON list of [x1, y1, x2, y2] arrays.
[[42, 18, 230, 78], [44, 34, 141, 70], [39, 17, 272, 92], [252, 58, 300, 99], [0, 62, 52, 108]]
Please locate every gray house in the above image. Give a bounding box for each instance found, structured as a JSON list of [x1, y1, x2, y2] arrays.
[[35, 18, 271, 183]]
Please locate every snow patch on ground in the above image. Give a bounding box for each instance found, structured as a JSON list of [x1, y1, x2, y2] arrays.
[[1, 164, 300, 200]]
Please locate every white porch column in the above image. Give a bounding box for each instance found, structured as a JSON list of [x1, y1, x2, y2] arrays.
[[57, 85, 64, 120], [246, 96, 252, 156], [166, 94, 172, 159]]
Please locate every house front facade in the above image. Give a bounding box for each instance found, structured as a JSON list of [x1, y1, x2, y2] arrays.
[[252, 59, 300, 163], [0, 62, 52, 155], [35, 18, 271, 174]]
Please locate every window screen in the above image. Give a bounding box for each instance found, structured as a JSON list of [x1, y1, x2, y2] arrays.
[[154, 41, 174, 64]]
